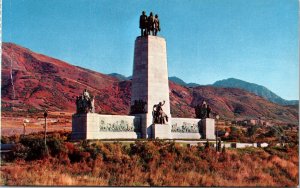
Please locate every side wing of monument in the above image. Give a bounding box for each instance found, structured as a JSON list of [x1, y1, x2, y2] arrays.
[[72, 36, 215, 140]]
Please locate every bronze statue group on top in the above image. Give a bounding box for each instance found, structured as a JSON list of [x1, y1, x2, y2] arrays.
[[139, 11, 161, 36]]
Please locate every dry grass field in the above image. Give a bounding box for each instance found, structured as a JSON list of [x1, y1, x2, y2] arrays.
[[1, 112, 72, 136], [0, 132, 298, 186]]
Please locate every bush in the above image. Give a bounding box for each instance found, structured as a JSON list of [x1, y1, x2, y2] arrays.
[[47, 137, 66, 157], [20, 136, 49, 160], [12, 143, 29, 160], [1, 136, 10, 144]]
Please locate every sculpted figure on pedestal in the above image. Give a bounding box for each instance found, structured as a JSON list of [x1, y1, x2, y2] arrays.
[[153, 100, 168, 124], [75, 89, 95, 114], [147, 12, 154, 36], [195, 101, 211, 119], [139, 11, 148, 36], [154, 14, 160, 36]]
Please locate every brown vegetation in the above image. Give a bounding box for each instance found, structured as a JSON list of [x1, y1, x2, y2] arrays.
[[0, 132, 298, 186]]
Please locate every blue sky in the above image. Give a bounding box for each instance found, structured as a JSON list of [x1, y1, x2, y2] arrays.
[[3, 0, 299, 100]]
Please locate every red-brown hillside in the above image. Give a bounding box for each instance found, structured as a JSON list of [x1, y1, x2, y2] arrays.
[[1, 43, 298, 124], [2, 42, 129, 114]]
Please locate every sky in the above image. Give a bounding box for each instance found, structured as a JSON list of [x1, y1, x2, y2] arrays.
[[3, 0, 299, 100]]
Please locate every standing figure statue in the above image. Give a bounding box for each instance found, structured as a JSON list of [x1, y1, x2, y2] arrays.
[[154, 14, 160, 36], [152, 100, 168, 124], [206, 104, 211, 118], [147, 12, 154, 36], [83, 89, 90, 100], [139, 11, 148, 36], [90, 96, 95, 113]]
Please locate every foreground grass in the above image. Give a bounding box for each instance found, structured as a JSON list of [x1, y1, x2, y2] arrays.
[[0, 133, 299, 186]]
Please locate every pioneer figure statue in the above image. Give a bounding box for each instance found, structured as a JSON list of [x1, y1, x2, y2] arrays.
[[153, 100, 168, 124], [139, 11, 148, 36]]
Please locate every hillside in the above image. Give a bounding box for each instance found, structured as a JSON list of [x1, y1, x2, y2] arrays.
[[1, 42, 298, 124], [2, 43, 130, 115]]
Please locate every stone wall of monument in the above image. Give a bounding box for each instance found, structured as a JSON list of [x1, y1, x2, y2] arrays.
[[71, 114, 88, 139], [170, 118, 215, 139], [72, 113, 142, 139], [170, 118, 202, 139]]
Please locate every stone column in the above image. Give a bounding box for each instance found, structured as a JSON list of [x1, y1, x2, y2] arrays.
[[131, 36, 171, 138]]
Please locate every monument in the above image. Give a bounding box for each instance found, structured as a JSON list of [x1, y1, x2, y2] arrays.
[[71, 13, 215, 140]]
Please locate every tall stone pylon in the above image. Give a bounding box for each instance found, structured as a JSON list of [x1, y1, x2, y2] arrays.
[[131, 36, 171, 138]]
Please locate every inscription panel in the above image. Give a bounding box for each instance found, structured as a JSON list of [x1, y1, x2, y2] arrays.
[[99, 119, 141, 132], [171, 118, 201, 133]]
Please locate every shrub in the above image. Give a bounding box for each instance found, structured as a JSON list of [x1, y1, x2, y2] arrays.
[[11, 143, 29, 160], [47, 137, 66, 157], [20, 136, 49, 160], [1, 136, 10, 144]]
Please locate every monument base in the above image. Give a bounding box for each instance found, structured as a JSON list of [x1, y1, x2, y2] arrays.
[[71, 113, 215, 140], [152, 124, 172, 139]]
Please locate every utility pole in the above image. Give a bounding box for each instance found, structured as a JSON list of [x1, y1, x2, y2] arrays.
[[215, 115, 220, 152], [44, 110, 48, 147]]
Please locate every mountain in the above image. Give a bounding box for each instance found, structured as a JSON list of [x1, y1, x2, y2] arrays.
[[1, 43, 298, 125], [108, 74, 200, 87], [107, 73, 130, 81], [2, 42, 130, 114], [168, 76, 200, 87], [212, 78, 298, 106], [169, 76, 187, 86]]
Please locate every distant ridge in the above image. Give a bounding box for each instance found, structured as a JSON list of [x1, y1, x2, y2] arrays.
[[107, 74, 200, 87], [107, 73, 130, 81], [169, 76, 200, 87], [108, 74, 298, 106], [213, 78, 298, 106]]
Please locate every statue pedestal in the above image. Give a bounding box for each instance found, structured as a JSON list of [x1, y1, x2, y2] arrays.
[[131, 36, 171, 138], [152, 124, 172, 139], [201, 118, 215, 139]]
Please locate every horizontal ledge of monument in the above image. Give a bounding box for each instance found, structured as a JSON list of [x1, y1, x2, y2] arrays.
[[171, 117, 214, 121], [73, 113, 138, 119], [171, 132, 202, 139], [86, 132, 141, 139], [136, 35, 166, 41], [171, 132, 201, 133], [171, 117, 201, 121]]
